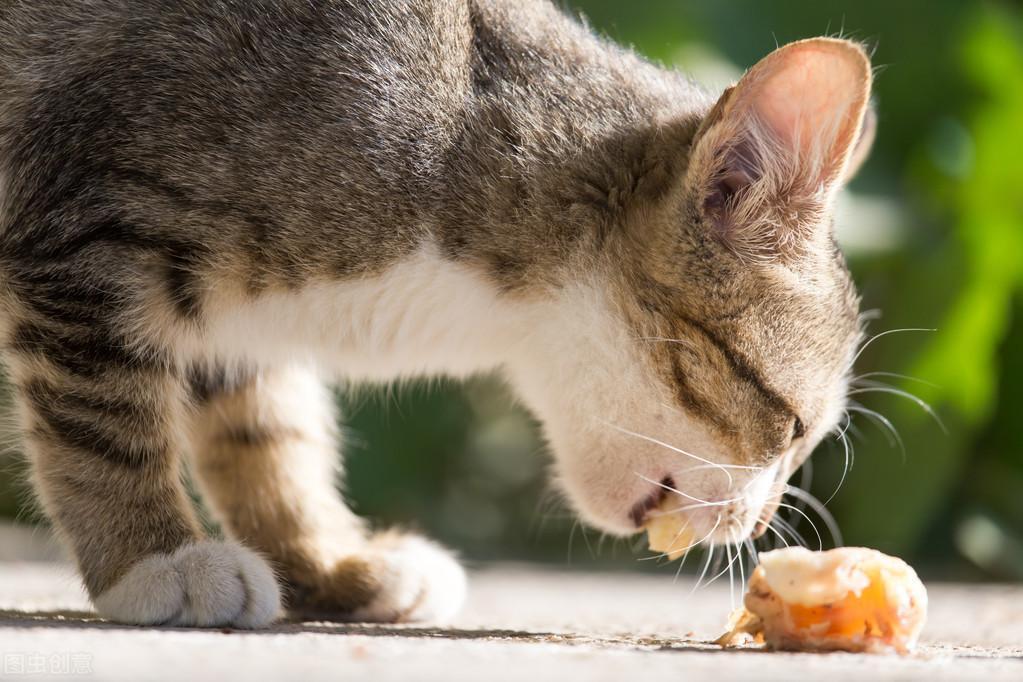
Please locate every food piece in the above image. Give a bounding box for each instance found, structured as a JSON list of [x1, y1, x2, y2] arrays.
[[718, 546, 927, 654], [644, 509, 695, 561]]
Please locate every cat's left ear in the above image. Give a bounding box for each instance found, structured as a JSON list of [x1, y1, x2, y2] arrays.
[[687, 38, 873, 256]]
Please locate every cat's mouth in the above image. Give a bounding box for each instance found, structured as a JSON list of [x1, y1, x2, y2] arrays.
[[628, 475, 673, 528], [632, 462, 786, 548]]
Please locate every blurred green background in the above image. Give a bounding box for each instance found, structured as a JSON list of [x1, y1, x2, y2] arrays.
[[2, 0, 1022, 580]]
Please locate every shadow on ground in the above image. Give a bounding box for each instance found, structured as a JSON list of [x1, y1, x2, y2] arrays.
[[2, 607, 1021, 664]]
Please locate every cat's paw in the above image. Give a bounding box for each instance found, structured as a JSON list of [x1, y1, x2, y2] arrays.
[[352, 533, 467, 623], [93, 540, 281, 628], [290, 532, 466, 623]]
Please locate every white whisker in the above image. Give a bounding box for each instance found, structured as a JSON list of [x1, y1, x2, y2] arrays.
[[676, 462, 766, 474], [611, 423, 734, 485], [689, 538, 717, 596], [833, 410, 854, 440], [567, 519, 579, 563], [776, 501, 823, 550], [744, 538, 759, 567], [761, 518, 790, 549], [727, 535, 736, 609], [852, 371, 938, 388], [634, 472, 743, 507], [848, 383, 947, 434], [673, 543, 692, 583], [847, 403, 905, 458], [847, 419, 867, 444], [706, 538, 744, 587], [653, 498, 745, 517], [784, 486, 844, 546], [772, 516, 807, 548], [851, 327, 935, 366], [824, 415, 853, 504], [639, 513, 721, 562], [579, 521, 597, 559]]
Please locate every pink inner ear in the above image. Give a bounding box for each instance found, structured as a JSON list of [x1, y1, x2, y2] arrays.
[[745, 44, 868, 178]]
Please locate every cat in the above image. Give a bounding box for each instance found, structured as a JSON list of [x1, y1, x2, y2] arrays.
[[0, 0, 874, 627]]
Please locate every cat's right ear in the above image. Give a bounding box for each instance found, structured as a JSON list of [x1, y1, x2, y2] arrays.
[[686, 38, 873, 259]]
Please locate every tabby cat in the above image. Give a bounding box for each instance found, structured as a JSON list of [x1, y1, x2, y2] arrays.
[[0, 0, 873, 626]]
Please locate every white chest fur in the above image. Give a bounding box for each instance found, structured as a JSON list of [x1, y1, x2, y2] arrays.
[[199, 245, 543, 381]]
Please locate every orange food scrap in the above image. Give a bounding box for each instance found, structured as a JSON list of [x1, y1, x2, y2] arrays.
[[645, 509, 695, 561], [718, 546, 927, 654]]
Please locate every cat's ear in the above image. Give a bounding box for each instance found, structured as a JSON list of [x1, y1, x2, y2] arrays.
[[687, 38, 872, 257]]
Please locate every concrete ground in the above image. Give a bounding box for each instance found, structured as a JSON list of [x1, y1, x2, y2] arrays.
[[1, 556, 1021, 682]]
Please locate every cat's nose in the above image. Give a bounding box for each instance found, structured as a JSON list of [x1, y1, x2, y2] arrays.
[[629, 476, 673, 527]]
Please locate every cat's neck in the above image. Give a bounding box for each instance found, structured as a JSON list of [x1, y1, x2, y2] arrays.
[[431, 1, 710, 292]]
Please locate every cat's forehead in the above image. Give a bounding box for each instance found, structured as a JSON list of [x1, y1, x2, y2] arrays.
[[639, 229, 861, 433], [710, 239, 860, 362], [672, 211, 857, 313]]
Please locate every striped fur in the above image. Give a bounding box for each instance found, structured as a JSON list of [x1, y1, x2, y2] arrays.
[[0, 0, 873, 627]]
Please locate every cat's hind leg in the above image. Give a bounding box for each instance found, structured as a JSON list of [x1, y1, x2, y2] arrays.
[[187, 364, 466, 622]]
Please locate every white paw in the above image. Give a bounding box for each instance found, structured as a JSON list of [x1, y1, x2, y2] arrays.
[[93, 540, 281, 628], [352, 535, 467, 623]]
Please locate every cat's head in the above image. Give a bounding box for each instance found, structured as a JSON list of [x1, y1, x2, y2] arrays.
[[520, 38, 873, 548]]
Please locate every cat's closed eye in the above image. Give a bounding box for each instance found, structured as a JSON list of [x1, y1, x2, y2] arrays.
[[792, 417, 806, 441]]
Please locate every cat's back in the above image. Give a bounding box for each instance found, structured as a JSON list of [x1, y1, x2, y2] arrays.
[[0, 0, 475, 81], [0, 0, 483, 273], [0, 0, 476, 155], [0, 0, 683, 280]]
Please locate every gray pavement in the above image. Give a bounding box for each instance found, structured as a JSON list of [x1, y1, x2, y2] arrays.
[[0, 558, 1021, 681]]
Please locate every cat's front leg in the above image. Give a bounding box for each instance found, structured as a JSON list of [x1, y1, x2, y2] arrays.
[[188, 364, 466, 622], [4, 315, 281, 627]]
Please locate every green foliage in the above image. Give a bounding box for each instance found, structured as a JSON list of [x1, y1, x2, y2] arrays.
[[816, 3, 1023, 574]]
